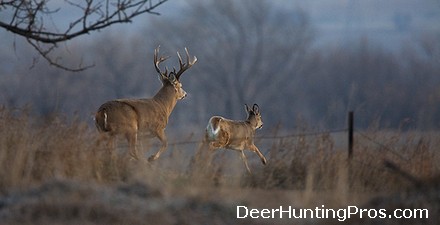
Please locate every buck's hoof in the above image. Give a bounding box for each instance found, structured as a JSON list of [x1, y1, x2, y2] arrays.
[[129, 154, 139, 161], [262, 158, 267, 165], [148, 155, 157, 162]]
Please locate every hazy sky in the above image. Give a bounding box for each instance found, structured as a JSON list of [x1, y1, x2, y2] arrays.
[[153, 0, 439, 51], [297, 0, 440, 50]]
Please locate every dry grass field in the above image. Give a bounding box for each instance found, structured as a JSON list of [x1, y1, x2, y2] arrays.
[[0, 107, 439, 224]]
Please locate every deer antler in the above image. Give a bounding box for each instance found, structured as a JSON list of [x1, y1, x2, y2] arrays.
[[154, 46, 170, 79], [174, 47, 197, 80]]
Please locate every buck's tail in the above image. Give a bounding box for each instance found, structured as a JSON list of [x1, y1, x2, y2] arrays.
[[95, 108, 109, 132]]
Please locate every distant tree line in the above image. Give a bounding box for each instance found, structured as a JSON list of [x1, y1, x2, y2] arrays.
[[1, 0, 439, 130]]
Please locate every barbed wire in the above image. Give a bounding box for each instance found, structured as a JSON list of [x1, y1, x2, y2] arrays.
[[356, 131, 410, 162], [162, 128, 349, 147], [97, 126, 413, 169], [256, 128, 348, 140]]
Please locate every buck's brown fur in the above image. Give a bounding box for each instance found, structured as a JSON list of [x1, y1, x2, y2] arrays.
[[95, 46, 197, 161]]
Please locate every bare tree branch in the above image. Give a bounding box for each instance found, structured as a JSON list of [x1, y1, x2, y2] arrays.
[[0, 0, 168, 71]]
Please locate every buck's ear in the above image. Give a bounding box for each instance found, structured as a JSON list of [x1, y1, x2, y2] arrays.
[[253, 104, 260, 114], [244, 104, 251, 113], [168, 72, 177, 83]]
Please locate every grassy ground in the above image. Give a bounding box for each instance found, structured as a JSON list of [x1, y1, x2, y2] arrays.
[[0, 107, 439, 224]]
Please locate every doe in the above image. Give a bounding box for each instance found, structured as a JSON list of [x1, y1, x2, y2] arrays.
[[204, 104, 267, 173]]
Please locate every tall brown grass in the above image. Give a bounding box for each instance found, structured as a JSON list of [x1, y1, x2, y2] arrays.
[[0, 107, 439, 224]]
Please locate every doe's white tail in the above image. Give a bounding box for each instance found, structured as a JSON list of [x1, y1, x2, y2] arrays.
[[206, 117, 221, 140]]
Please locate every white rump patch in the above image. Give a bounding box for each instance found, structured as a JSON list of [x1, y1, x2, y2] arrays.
[[104, 111, 108, 130], [206, 118, 220, 140]]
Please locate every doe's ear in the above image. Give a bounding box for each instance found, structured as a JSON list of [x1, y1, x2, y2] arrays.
[[244, 104, 251, 113], [253, 104, 260, 114]]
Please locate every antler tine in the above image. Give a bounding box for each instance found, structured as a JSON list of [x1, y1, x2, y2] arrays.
[[175, 47, 197, 79], [185, 47, 198, 65], [177, 51, 184, 67], [153, 46, 170, 77], [175, 51, 184, 75]]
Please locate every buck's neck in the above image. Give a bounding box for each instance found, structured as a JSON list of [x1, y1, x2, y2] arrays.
[[153, 83, 178, 116]]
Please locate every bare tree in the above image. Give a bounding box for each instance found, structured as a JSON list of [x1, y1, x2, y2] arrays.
[[0, 0, 168, 71], [146, 0, 314, 127]]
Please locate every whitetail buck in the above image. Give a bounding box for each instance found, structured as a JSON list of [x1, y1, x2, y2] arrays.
[[204, 104, 267, 173], [95, 46, 197, 161]]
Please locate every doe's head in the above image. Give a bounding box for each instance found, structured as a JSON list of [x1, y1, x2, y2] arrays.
[[245, 104, 263, 129]]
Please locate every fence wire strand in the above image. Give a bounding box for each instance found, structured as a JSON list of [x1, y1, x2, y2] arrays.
[[162, 128, 349, 147], [356, 131, 410, 162]]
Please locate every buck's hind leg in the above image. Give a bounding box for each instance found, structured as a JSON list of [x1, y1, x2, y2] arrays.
[[148, 129, 168, 162], [249, 144, 267, 165], [97, 132, 115, 150], [126, 132, 139, 160]]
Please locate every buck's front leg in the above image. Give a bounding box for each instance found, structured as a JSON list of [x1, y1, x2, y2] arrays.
[[148, 129, 168, 162]]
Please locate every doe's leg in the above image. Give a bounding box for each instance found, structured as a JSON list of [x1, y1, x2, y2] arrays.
[[249, 144, 267, 165], [240, 151, 252, 174]]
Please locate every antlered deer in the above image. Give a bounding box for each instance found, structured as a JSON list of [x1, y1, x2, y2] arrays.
[[95, 46, 197, 161], [204, 104, 267, 173]]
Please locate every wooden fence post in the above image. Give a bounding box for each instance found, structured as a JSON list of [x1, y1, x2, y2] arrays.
[[348, 111, 354, 159]]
